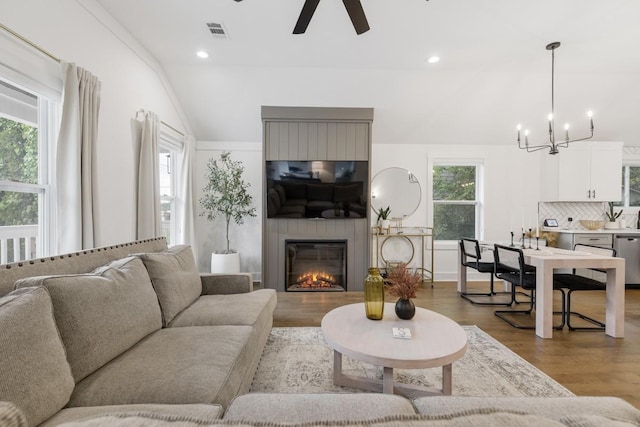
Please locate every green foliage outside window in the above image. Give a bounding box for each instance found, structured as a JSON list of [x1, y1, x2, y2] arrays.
[[432, 165, 477, 240], [0, 117, 39, 226]]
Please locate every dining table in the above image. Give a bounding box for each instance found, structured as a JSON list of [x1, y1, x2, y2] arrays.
[[457, 244, 625, 339]]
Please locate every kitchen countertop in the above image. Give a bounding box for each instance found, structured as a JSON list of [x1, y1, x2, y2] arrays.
[[542, 228, 640, 235]]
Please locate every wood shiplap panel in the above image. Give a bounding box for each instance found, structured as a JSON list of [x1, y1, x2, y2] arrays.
[[345, 124, 357, 159], [336, 123, 347, 160], [327, 123, 338, 160], [288, 122, 299, 159], [355, 123, 369, 160], [317, 123, 328, 160], [266, 122, 280, 160], [298, 122, 308, 160], [278, 122, 290, 160], [307, 122, 318, 160]]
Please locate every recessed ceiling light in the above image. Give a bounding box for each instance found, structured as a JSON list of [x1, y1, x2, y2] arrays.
[[196, 50, 209, 59], [427, 56, 440, 64]]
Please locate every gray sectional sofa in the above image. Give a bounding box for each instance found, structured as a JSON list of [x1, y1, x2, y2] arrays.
[[1, 238, 639, 426], [0, 238, 276, 426]]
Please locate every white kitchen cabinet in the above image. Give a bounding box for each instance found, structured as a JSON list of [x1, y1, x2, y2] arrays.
[[541, 141, 623, 202]]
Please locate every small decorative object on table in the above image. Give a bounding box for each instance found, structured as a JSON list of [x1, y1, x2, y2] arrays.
[[364, 267, 384, 320], [605, 202, 623, 229], [373, 206, 391, 234], [386, 262, 421, 320]]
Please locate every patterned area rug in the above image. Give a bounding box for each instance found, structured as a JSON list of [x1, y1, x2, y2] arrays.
[[250, 326, 574, 397]]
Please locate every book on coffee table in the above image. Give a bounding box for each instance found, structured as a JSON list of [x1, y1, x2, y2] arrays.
[[392, 327, 412, 339]]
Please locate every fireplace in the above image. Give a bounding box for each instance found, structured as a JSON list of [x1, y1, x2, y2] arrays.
[[285, 240, 347, 292]]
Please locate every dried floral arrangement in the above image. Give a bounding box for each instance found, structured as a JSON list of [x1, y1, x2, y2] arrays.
[[386, 262, 421, 300]]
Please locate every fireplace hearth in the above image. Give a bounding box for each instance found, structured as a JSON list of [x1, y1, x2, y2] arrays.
[[286, 240, 347, 292]]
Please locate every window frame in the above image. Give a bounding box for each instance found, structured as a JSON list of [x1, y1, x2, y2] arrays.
[[430, 159, 484, 242], [158, 126, 183, 246], [0, 78, 58, 261], [619, 162, 640, 208]]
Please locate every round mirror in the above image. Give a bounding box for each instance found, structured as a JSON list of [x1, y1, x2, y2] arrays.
[[371, 167, 421, 219]]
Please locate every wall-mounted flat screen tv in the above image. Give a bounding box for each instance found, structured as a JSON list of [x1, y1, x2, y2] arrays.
[[266, 160, 368, 219]]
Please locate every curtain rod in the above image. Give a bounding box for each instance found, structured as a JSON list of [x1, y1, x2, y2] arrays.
[[161, 120, 185, 137], [1, 26, 188, 139], [0, 22, 60, 63]]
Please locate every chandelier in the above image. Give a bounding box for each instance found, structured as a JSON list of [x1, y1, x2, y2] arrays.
[[517, 42, 594, 155]]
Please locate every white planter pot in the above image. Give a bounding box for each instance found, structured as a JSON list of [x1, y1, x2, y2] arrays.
[[604, 220, 620, 230], [211, 252, 241, 273], [380, 219, 391, 230]]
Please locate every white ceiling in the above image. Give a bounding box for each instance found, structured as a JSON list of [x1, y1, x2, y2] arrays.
[[93, 0, 640, 146]]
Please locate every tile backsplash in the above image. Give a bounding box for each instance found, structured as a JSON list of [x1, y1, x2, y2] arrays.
[[539, 201, 636, 229]]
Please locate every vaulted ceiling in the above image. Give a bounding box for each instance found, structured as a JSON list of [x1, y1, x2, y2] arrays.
[[94, 0, 640, 146]]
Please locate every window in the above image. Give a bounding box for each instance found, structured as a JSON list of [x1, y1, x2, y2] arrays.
[[432, 163, 482, 241], [618, 165, 640, 207], [159, 129, 182, 245], [0, 78, 56, 263]]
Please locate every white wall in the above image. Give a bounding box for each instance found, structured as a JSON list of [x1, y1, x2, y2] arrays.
[[2, 0, 190, 246]]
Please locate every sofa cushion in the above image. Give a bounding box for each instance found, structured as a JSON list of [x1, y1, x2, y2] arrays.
[[52, 411, 638, 427], [0, 287, 75, 426], [68, 325, 256, 410], [41, 403, 223, 426], [169, 289, 276, 328], [224, 393, 416, 422], [137, 245, 202, 326], [412, 396, 640, 425], [14, 257, 162, 383], [307, 183, 334, 201]]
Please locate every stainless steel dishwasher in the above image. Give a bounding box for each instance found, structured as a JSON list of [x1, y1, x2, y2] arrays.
[[614, 234, 640, 285]]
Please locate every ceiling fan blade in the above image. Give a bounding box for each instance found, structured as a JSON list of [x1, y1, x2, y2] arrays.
[[342, 0, 370, 34], [293, 0, 321, 34]]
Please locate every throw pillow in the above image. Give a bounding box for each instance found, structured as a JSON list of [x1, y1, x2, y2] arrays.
[[137, 245, 202, 326], [14, 257, 162, 383], [0, 287, 75, 426]]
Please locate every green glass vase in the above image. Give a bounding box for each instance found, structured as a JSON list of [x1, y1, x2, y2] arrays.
[[364, 267, 384, 320]]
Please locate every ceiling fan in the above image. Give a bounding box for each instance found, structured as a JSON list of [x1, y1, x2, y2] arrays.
[[234, 0, 370, 35]]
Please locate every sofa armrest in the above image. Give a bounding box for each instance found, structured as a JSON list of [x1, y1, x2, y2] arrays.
[[200, 273, 253, 295]]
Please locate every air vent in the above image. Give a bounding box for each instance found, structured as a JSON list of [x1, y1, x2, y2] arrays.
[[206, 22, 229, 38]]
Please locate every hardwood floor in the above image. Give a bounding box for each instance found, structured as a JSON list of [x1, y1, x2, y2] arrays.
[[272, 282, 640, 409]]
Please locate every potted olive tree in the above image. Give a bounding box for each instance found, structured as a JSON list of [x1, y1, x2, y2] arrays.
[[200, 151, 256, 273]]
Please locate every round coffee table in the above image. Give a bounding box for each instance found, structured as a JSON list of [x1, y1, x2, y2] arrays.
[[321, 302, 467, 397]]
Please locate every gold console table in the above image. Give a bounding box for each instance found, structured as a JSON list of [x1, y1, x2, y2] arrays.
[[370, 226, 434, 283]]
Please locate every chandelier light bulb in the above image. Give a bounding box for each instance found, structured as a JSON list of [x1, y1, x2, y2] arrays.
[[548, 113, 553, 121], [564, 124, 570, 130], [587, 110, 593, 118]]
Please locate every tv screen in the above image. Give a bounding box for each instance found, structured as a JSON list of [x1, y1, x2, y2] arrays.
[[266, 160, 368, 219]]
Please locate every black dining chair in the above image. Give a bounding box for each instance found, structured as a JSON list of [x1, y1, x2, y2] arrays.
[[493, 244, 565, 330], [458, 238, 512, 306], [553, 244, 615, 331]]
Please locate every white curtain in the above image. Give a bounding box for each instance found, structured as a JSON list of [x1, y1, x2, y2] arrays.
[[56, 62, 101, 253], [133, 110, 161, 240], [178, 135, 196, 258]]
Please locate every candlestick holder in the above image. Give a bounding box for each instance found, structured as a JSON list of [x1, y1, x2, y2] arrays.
[[510, 231, 515, 247], [528, 229, 533, 248], [521, 233, 526, 249], [536, 237, 540, 250]]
